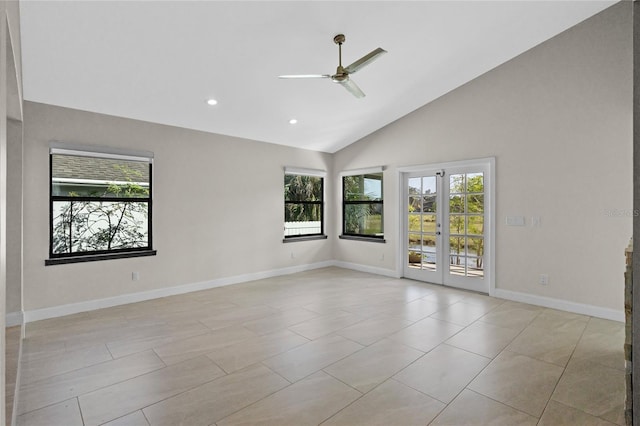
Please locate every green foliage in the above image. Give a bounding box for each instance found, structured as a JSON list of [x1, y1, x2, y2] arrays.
[[284, 175, 322, 222], [106, 165, 149, 198], [343, 174, 383, 235], [449, 174, 484, 268], [343, 176, 363, 201], [343, 174, 382, 201], [410, 173, 485, 270]]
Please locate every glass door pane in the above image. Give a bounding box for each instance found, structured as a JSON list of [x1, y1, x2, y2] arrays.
[[447, 172, 485, 280], [404, 173, 442, 283]]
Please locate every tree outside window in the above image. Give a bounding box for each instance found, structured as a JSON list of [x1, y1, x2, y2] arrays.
[[50, 152, 153, 259], [449, 173, 484, 272], [284, 174, 324, 238], [342, 172, 383, 239]]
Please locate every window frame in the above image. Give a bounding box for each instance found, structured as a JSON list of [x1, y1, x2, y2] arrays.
[[340, 167, 385, 242], [46, 145, 156, 265], [283, 167, 327, 242]]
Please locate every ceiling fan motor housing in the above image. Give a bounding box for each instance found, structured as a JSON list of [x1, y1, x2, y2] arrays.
[[332, 66, 348, 83]]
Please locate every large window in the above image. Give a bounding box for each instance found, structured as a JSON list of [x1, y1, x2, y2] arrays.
[[284, 169, 325, 240], [342, 171, 384, 240], [48, 147, 155, 264]]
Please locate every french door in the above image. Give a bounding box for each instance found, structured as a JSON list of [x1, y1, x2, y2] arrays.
[[402, 159, 493, 293]]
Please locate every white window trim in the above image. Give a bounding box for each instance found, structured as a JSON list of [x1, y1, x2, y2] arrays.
[[340, 166, 384, 177], [50, 142, 153, 164], [284, 166, 326, 178]]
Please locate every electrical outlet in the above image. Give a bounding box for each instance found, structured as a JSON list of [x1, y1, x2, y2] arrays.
[[538, 274, 549, 285], [132, 272, 140, 281], [506, 216, 525, 226]]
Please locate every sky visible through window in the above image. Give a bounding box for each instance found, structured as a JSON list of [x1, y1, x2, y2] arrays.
[[364, 177, 381, 200]]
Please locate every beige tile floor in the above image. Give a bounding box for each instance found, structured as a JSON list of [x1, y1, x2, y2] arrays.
[[15, 267, 625, 425], [6, 325, 21, 425]]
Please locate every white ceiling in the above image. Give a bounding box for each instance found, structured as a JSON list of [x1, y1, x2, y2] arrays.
[[20, 1, 617, 153]]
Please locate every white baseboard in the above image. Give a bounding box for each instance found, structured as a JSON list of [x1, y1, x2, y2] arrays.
[[21, 260, 625, 324], [493, 288, 624, 322], [333, 261, 401, 278], [336, 262, 623, 322], [24, 260, 335, 323], [6, 311, 24, 327]]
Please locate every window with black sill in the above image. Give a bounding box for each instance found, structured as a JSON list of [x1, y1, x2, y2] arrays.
[[47, 147, 155, 264], [284, 172, 325, 240], [342, 172, 384, 240]]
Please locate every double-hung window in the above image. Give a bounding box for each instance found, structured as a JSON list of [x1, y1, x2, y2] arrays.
[[47, 145, 155, 264], [341, 168, 384, 241], [283, 167, 326, 241]]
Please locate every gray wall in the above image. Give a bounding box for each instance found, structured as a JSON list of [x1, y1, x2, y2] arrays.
[[22, 102, 334, 311], [333, 2, 632, 313], [6, 118, 21, 316]]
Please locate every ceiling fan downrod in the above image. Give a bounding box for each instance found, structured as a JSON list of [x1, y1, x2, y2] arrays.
[[333, 34, 347, 82]]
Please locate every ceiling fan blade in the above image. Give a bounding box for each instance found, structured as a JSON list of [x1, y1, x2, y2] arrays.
[[278, 74, 330, 79], [339, 78, 365, 99], [345, 47, 387, 74]]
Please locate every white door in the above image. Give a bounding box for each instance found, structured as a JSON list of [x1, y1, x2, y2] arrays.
[[402, 160, 493, 293], [404, 171, 443, 284]]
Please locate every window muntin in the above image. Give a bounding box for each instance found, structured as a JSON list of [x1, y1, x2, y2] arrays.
[[342, 172, 383, 238], [284, 173, 324, 238], [50, 151, 153, 258], [448, 172, 485, 278]]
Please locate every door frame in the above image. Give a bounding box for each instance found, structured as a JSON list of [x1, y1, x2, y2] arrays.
[[397, 157, 496, 295]]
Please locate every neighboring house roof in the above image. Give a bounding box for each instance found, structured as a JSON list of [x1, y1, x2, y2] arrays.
[[52, 154, 149, 183]]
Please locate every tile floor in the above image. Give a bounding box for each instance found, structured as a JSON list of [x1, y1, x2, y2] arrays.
[[15, 267, 625, 425], [6, 325, 21, 425]]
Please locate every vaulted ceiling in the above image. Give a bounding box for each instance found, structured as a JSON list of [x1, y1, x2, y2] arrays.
[[19, 1, 617, 152]]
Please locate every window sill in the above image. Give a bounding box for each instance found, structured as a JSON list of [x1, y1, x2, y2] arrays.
[[283, 235, 328, 243], [45, 250, 157, 266], [339, 235, 386, 243]]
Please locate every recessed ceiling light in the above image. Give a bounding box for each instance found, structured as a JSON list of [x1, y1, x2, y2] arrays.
[[206, 98, 218, 106], [289, 119, 298, 124]]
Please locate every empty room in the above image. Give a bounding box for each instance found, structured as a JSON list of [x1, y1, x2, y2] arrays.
[[0, 0, 635, 425]]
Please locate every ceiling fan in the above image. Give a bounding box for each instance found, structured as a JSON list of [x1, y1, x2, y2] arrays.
[[279, 34, 387, 99]]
